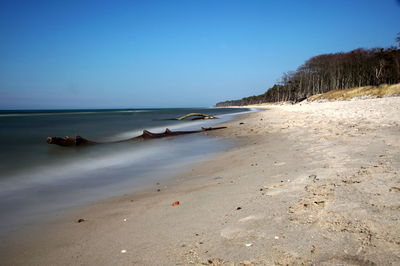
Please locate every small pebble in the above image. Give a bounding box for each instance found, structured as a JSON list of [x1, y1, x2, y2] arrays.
[[123, 218, 127, 222], [121, 250, 127, 253], [311, 245, 316, 253], [245, 243, 252, 247], [236, 207, 242, 210], [274, 236, 279, 239], [77, 218, 85, 223]]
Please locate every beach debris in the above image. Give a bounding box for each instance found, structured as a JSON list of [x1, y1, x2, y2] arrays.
[[342, 179, 361, 184], [207, 258, 225, 265], [311, 245, 316, 254], [293, 96, 308, 104], [121, 250, 127, 254], [136, 127, 226, 140], [173, 113, 218, 120], [245, 243, 253, 247], [47, 136, 97, 147], [123, 218, 127, 222], [172, 201, 180, 206], [157, 189, 161, 192], [274, 236, 279, 239], [236, 207, 242, 210], [161, 113, 218, 121], [77, 218, 86, 223], [47, 127, 227, 147], [309, 174, 319, 182], [389, 187, 400, 192], [314, 200, 325, 206], [239, 122, 244, 125]]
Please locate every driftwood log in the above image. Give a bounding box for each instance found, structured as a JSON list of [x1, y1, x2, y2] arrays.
[[168, 113, 218, 121], [47, 136, 97, 147], [47, 126, 227, 147], [292, 96, 308, 104]]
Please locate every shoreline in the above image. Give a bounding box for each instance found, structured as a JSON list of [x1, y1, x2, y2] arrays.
[[0, 108, 251, 238], [1, 97, 400, 265]]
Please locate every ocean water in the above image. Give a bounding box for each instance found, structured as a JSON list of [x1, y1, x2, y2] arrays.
[[0, 108, 250, 236]]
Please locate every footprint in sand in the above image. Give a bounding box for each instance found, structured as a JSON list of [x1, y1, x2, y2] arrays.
[[220, 214, 265, 240], [220, 227, 247, 240], [239, 214, 264, 223]]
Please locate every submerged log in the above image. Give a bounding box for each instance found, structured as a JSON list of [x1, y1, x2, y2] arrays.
[[46, 136, 97, 147], [47, 127, 227, 147], [133, 126, 226, 140], [164, 113, 218, 121], [176, 113, 218, 120]]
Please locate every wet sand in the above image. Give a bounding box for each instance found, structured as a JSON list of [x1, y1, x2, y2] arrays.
[[1, 97, 400, 265]]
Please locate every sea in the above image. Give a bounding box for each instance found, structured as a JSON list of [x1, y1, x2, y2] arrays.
[[0, 107, 250, 236]]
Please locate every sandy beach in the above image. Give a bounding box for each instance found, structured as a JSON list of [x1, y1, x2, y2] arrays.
[[1, 97, 400, 265]]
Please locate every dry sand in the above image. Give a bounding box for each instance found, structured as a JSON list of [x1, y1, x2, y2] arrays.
[[1, 97, 400, 265]]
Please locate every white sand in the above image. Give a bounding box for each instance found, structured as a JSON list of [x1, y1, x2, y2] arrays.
[[1, 97, 400, 265]]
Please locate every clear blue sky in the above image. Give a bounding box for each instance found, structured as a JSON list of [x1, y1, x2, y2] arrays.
[[0, 0, 399, 109]]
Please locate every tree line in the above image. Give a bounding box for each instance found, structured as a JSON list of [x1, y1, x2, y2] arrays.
[[216, 45, 400, 106]]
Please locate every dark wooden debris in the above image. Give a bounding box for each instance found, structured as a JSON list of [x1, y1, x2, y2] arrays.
[[47, 136, 97, 147], [292, 96, 308, 104], [162, 113, 218, 121], [47, 126, 227, 147]]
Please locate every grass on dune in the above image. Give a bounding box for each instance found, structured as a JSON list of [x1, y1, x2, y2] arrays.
[[308, 83, 400, 101]]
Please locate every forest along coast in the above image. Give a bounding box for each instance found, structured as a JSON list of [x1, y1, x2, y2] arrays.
[[217, 47, 400, 106], [1, 96, 399, 265]]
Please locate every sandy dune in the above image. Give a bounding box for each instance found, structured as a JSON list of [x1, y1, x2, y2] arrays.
[[1, 97, 400, 265]]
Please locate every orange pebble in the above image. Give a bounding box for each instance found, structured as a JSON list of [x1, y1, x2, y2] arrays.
[[172, 201, 180, 206]]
